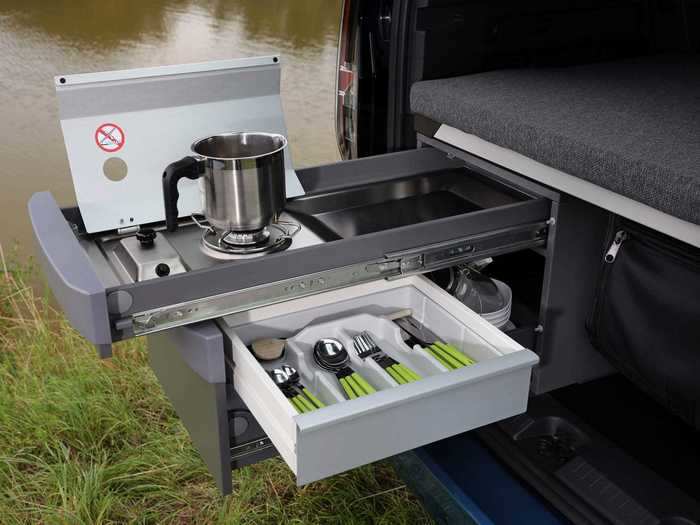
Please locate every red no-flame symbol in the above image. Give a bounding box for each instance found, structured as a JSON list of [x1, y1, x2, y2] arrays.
[[95, 123, 125, 152]]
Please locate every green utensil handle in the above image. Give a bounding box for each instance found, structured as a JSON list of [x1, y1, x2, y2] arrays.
[[345, 375, 366, 397], [392, 364, 414, 383], [434, 341, 474, 366], [424, 346, 454, 369], [303, 388, 325, 409], [352, 373, 376, 394], [289, 397, 304, 413], [429, 344, 463, 369], [386, 365, 405, 385], [397, 364, 421, 381], [408, 367, 422, 381], [295, 393, 315, 412], [339, 377, 357, 399]]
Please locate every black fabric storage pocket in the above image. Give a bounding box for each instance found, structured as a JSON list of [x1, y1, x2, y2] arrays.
[[587, 217, 700, 429]]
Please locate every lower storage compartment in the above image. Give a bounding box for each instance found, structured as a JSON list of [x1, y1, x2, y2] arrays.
[[219, 275, 538, 485]]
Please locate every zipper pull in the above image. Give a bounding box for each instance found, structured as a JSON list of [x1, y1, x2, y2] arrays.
[[605, 230, 628, 263]]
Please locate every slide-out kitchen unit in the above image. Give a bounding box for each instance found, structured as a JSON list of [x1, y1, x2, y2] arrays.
[[29, 57, 558, 495]]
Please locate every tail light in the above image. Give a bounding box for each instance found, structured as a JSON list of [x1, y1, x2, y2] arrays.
[[336, 0, 361, 160]]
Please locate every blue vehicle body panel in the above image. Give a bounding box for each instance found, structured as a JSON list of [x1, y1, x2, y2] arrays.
[[392, 433, 567, 524]]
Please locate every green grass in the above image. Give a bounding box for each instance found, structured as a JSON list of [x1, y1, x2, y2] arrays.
[[0, 246, 434, 524]]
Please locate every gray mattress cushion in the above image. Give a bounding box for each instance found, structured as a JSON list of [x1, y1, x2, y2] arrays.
[[410, 54, 700, 224]]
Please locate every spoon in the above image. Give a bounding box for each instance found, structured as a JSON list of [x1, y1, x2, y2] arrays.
[[269, 368, 314, 413], [313, 338, 376, 399], [281, 365, 325, 409]]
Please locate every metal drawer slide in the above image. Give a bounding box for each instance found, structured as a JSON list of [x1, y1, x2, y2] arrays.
[[128, 221, 547, 336], [29, 147, 553, 355]]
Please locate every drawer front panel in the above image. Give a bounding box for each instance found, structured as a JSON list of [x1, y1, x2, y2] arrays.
[[295, 358, 532, 484]]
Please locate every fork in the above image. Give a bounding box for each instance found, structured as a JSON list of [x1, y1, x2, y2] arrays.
[[352, 332, 422, 385]]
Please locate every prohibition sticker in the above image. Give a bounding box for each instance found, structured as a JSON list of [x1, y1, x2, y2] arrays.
[[95, 123, 125, 152]]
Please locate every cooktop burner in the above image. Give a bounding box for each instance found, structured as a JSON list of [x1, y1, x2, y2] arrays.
[[200, 223, 295, 259], [221, 229, 271, 247]]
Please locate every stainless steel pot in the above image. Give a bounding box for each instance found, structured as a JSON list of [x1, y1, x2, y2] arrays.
[[163, 132, 287, 232]]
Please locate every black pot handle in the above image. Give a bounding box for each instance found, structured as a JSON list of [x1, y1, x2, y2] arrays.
[[163, 156, 202, 232]]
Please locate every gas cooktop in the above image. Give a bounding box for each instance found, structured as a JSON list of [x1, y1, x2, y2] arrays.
[[102, 212, 324, 283]]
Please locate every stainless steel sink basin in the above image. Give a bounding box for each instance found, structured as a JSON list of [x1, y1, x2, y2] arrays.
[[286, 168, 529, 240]]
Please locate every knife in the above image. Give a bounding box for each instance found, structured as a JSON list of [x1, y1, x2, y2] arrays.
[[394, 317, 475, 369]]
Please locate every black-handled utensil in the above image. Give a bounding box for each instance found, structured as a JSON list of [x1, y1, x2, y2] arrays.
[[352, 332, 421, 384], [312, 338, 376, 399], [394, 317, 475, 370], [269, 368, 312, 413], [281, 365, 325, 409]]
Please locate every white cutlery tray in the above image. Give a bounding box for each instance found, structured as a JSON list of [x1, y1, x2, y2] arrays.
[[219, 275, 538, 485]]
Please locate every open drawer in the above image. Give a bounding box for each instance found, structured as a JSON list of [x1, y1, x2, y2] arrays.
[[219, 275, 538, 485]]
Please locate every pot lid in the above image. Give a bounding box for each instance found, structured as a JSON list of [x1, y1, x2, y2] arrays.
[[55, 55, 304, 234]]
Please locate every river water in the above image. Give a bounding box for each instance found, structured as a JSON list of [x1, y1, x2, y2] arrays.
[[0, 0, 341, 256]]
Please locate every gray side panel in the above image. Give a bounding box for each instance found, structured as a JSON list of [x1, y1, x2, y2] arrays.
[[531, 194, 615, 394], [27, 192, 112, 350], [147, 322, 232, 494]]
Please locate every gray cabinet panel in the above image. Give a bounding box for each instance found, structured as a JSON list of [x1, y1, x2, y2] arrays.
[[148, 322, 232, 494]]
